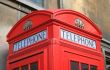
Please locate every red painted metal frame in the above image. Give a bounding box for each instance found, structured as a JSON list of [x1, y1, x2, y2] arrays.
[[7, 10, 104, 70]]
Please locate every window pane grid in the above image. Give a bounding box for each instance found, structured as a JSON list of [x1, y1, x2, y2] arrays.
[[70, 61, 97, 70], [13, 62, 38, 70]]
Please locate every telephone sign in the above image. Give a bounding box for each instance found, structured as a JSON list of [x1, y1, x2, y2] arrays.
[[13, 30, 46, 52], [61, 29, 96, 49]]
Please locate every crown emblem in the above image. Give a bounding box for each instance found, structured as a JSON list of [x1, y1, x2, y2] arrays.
[[75, 18, 84, 29], [23, 20, 32, 31]]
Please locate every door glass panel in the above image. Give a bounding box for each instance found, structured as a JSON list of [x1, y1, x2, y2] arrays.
[[30, 62, 38, 70], [21, 65, 28, 70], [70, 61, 79, 70], [81, 63, 88, 70], [90, 65, 97, 70]]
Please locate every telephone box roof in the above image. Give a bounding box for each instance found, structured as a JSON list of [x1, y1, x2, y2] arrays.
[[7, 9, 102, 41]]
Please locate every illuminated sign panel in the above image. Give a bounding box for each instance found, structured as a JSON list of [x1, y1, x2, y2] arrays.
[[61, 29, 96, 49], [13, 30, 47, 52]]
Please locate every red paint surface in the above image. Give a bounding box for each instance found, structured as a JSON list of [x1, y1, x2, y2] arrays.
[[7, 9, 104, 70]]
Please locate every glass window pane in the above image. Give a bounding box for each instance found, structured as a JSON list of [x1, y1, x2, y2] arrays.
[[81, 63, 88, 70], [29, 0, 44, 7], [21, 65, 28, 70], [13, 67, 19, 70], [90, 65, 97, 70], [30, 62, 38, 70], [70, 61, 79, 70]]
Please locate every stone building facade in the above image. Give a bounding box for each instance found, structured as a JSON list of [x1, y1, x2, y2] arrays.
[[0, 0, 110, 70]]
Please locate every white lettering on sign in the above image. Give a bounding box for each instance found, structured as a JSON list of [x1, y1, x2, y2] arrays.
[[61, 29, 96, 49], [13, 30, 47, 52]]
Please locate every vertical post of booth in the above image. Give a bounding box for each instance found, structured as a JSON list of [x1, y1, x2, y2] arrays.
[[47, 21, 63, 70]]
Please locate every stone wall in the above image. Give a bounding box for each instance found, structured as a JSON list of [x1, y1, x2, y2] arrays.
[[0, 1, 28, 70], [0, 2, 17, 70]]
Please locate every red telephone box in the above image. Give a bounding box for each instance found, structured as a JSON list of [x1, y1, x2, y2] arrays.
[[7, 10, 105, 70]]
